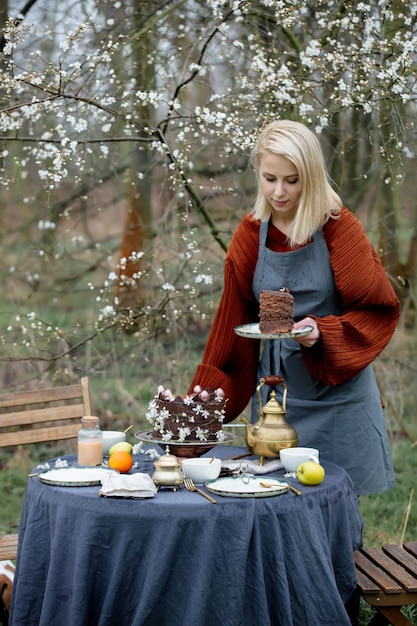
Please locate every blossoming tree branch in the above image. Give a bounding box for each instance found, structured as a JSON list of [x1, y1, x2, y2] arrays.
[[0, 0, 415, 386]]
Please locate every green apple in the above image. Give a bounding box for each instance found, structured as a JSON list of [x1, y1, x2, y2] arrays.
[[109, 441, 133, 455], [296, 461, 325, 486]]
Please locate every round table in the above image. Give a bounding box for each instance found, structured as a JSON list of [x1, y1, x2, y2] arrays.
[[10, 446, 363, 626]]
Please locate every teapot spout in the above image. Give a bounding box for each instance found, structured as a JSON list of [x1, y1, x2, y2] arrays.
[[239, 416, 256, 449]]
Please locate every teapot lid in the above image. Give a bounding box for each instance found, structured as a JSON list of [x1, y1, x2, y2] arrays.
[[155, 446, 181, 467], [261, 390, 286, 414]]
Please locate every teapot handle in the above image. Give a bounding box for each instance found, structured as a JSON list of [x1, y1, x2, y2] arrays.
[[259, 375, 287, 413], [261, 375, 283, 387]]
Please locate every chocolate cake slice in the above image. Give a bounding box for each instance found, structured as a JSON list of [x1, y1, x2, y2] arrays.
[[259, 288, 294, 334]]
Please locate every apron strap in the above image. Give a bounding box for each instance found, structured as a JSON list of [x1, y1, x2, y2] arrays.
[[259, 220, 268, 248]]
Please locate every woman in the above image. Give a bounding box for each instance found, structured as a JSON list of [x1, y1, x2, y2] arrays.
[[189, 120, 400, 495]]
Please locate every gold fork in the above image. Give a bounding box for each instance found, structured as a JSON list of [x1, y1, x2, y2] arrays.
[[183, 478, 217, 503]]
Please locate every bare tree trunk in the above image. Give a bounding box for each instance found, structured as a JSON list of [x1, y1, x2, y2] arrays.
[[114, 3, 156, 331]]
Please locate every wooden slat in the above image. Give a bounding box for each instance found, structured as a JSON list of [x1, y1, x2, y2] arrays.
[[358, 590, 417, 608], [81, 377, 92, 415], [0, 534, 18, 560], [404, 542, 417, 560], [0, 423, 80, 447], [354, 565, 381, 594], [0, 403, 86, 428], [0, 383, 86, 409]]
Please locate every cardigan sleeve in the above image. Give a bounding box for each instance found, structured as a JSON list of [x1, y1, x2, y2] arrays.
[[300, 208, 401, 385], [189, 215, 261, 422]]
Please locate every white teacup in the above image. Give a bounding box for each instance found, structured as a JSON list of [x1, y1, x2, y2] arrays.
[[279, 447, 319, 473]]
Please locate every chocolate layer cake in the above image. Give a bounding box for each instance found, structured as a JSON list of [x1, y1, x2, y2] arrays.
[[259, 288, 294, 334], [146, 385, 227, 444]]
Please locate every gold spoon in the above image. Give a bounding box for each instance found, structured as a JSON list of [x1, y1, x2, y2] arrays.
[[260, 480, 302, 496]]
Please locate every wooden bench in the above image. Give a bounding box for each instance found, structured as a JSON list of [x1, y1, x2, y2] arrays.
[[0, 377, 93, 561], [355, 542, 417, 625]]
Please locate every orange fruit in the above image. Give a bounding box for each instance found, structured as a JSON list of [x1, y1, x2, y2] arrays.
[[108, 451, 133, 473]]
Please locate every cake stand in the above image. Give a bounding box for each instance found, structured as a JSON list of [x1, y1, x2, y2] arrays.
[[234, 323, 313, 340], [135, 430, 236, 458]]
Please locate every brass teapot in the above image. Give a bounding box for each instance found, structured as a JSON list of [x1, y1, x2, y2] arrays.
[[240, 375, 298, 465], [152, 446, 184, 491]]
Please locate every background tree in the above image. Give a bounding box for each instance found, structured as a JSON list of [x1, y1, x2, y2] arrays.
[[0, 0, 415, 412]]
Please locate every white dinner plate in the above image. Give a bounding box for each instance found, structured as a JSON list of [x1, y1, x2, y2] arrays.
[[205, 475, 290, 498], [234, 323, 313, 340], [38, 466, 119, 487]]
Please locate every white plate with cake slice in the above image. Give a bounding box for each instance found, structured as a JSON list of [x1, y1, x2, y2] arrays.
[[234, 323, 313, 340]]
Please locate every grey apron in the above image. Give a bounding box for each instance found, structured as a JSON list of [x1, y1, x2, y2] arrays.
[[252, 221, 394, 495]]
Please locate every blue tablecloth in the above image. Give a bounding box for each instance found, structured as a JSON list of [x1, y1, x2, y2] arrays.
[[10, 446, 363, 626]]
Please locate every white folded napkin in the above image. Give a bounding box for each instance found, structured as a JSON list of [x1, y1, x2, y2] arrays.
[[221, 458, 283, 475], [99, 472, 157, 498]]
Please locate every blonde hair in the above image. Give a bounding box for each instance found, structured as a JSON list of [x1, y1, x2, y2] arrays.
[[250, 120, 342, 247]]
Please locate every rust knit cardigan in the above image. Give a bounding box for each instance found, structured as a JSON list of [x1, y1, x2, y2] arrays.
[[189, 207, 401, 422]]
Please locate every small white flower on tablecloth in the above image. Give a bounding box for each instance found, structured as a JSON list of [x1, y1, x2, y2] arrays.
[[54, 458, 69, 468]]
